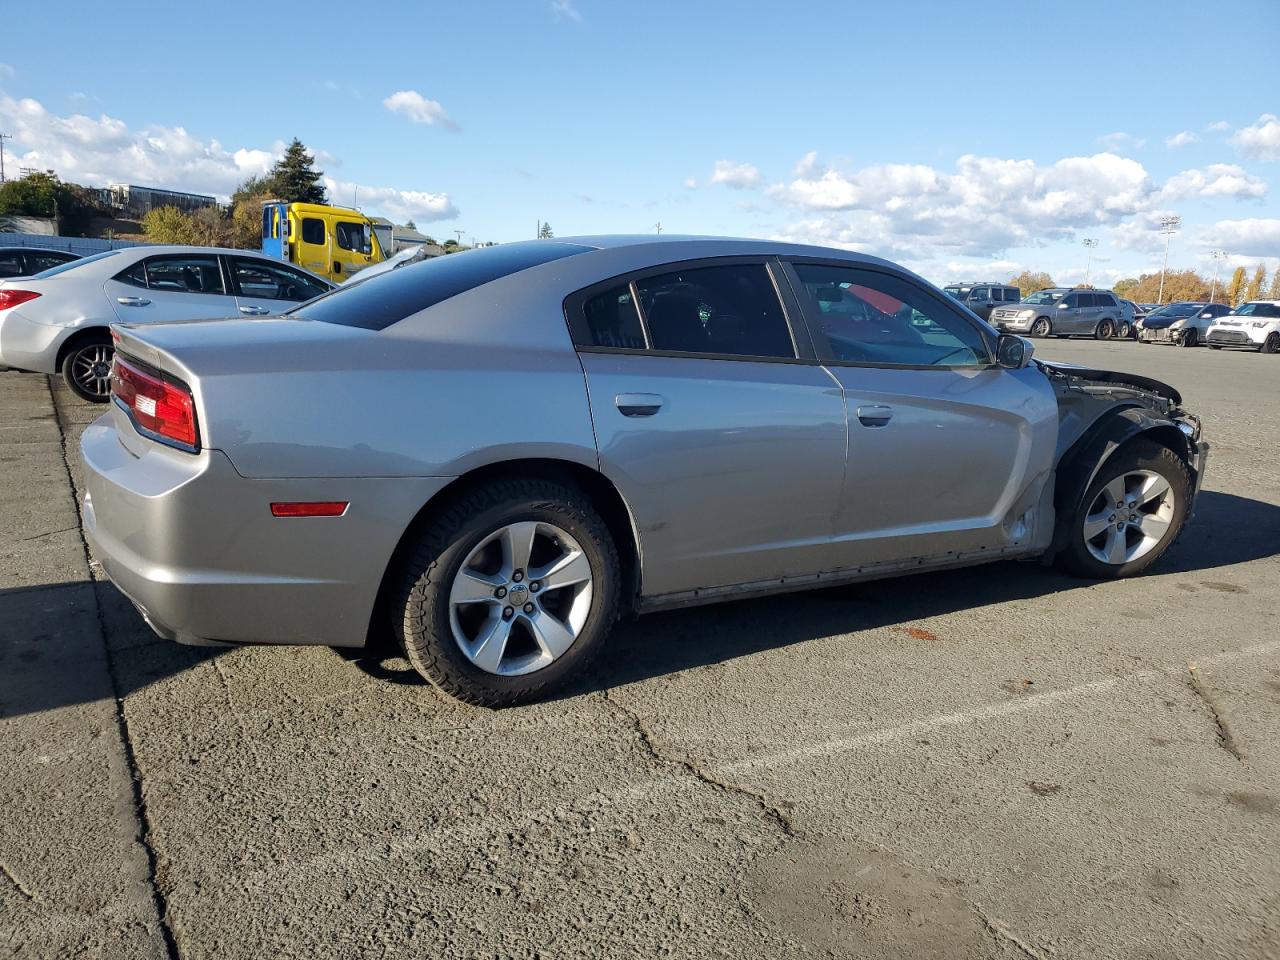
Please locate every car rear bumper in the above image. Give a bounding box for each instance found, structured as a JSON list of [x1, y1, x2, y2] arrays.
[[80, 414, 451, 648], [0, 310, 68, 373]]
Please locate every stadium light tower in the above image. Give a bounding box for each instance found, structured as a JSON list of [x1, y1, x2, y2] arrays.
[[1156, 215, 1181, 304], [1208, 250, 1228, 304], [1081, 238, 1098, 286]]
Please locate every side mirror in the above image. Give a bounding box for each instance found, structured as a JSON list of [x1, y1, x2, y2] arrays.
[[1057, 301, 1070, 308], [996, 334, 1034, 369], [1200, 312, 1213, 318]]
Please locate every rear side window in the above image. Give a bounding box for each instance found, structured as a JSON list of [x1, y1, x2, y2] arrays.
[[33, 249, 118, 279], [581, 284, 646, 348], [142, 256, 225, 294], [301, 218, 325, 245], [1002, 288, 1019, 301], [1096, 293, 1115, 306], [293, 242, 593, 330], [0, 251, 23, 277], [634, 264, 795, 358]]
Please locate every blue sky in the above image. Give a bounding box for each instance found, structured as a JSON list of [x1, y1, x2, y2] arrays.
[[2, 0, 1278, 286]]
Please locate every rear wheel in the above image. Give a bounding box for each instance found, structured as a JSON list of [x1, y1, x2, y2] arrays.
[[60, 333, 114, 403], [1095, 319, 1115, 341], [1263, 332, 1280, 354], [1030, 317, 1052, 338], [392, 478, 620, 707], [1056, 440, 1190, 579]]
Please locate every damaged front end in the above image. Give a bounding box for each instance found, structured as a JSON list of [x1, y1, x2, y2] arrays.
[[1037, 359, 1209, 561]]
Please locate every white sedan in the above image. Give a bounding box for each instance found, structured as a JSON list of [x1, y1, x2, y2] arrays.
[[0, 245, 332, 400]]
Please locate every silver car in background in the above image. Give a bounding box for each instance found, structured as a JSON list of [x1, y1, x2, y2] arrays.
[[992, 287, 1127, 339], [80, 237, 1207, 707], [0, 246, 332, 400]]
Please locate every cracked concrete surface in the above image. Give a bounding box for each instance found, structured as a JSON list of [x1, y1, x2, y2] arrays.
[[3, 339, 1280, 958]]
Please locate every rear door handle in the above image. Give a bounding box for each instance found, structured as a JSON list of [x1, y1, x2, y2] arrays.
[[856, 404, 893, 427], [239, 305, 271, 315], [615, 393, 664, 417], [116, 297, 151, 306]]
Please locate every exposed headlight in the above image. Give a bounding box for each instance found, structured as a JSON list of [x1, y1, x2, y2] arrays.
[[1169, 319, 1186, 329]]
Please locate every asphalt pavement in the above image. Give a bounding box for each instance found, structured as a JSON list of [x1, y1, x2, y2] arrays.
[[2, 338, 1278, 959]]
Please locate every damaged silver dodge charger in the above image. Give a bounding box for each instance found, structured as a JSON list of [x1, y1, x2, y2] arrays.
[[80, 237, 1207, 706]]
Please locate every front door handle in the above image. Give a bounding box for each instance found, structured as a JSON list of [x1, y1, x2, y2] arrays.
[[615, 393, 664, 417], [856, 404, 894, 427], [116, 296, 151, 306], [239, 305, 270, 315]]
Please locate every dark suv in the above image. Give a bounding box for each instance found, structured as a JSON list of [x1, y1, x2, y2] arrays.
[[942, 283, 1022, 321]]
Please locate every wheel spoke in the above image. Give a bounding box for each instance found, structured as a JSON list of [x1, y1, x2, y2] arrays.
[[468, 616, 513, 673], [532, 550, 591, 590], [1102, 476, 1127, 508], [1082, 512, 1111, 540], [1105, 527, 1128, 564], [502, 521, 540, 575], [1135, 513, 1171, 541], [1135, 473, 1170, 507], [526, 609, 576, 660], [450, 568, 504, 606]]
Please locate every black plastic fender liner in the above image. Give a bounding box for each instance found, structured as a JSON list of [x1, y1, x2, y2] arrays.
[[1046, 406, 1198, 560], [1036, 360, 1182, 405]]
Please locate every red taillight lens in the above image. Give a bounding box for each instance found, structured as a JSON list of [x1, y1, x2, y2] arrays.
[[0, 289, 41, 310], [110, 355, 199, 450], [270, 502, 349, 518]]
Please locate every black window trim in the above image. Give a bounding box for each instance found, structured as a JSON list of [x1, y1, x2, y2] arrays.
[[777, 257, 999, 371], [562, 255, 819, 364], [223, 253, 332, 299]]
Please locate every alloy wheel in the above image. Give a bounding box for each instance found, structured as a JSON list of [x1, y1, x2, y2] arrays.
[[447, 520, 593, 676], [1031, 318, 1051, 337], [69, 344, 114, 399], [1082, 470, 1176, 566]]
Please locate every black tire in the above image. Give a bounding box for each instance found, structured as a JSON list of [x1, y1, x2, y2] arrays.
[[392, 477, 620, 707], [1208, 345, 1222, 350], [1094, 319, 1115, 341], [60, 332, 114, 403], [1179, 329, 1198, 348], [1030, 317, 1052, 338], [1056, 440, 1191, 580], [1263, 332, 1280, 355], [1118, 321, 1132, 339]]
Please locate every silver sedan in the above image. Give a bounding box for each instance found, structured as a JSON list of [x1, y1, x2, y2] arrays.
[[80, 237, 1208, 706]]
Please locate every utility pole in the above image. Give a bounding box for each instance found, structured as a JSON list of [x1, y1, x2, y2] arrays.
[[453, 229, 465, 245], [1208, 250, 1228, 304], [1156, 215, 1181, 304], [654, 221, 662, 235], [0, 132, 12, 183], [1081, 238, 1098, 286]]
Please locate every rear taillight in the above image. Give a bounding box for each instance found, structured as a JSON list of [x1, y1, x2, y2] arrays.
[[0, 289, 40, 310], [110, 355, 199, 451]]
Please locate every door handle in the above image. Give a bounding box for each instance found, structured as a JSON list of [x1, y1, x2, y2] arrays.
[[856, 404, 894, 427], [116, 297, 151, 306], [239, 305, 271, 315], [615, 393, 664, 417]]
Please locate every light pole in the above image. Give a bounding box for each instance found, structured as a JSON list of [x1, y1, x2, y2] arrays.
[[1156, 215, 1181, 304], [1081, 238, 1098, 286], [1208, 250, 1228, 304]]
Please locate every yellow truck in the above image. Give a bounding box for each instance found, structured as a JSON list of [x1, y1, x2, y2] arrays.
[[261, 201, 386, 284]]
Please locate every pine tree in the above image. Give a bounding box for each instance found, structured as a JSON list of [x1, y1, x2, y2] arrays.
[[1244, 264, 1266, 303], [538, 221, 554, 239], [1226, 266, 1247, 307], [267, 139, 327, 205]]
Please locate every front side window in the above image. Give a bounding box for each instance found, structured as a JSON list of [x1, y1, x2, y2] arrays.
[[335, 221, 369, 253], [301, 218, 325, 245], [791, 263, 990, 367], [1023, 289, 1063, 305], [578, 283, 646, 349], [1233, 302, 1280, 318], [970, 286, 990, 301], [231, 258, 330, 302], [142, 256, 225, 294]]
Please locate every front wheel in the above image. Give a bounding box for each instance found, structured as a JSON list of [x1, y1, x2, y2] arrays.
[[1262, 332, 1280, 354], [392, 478, 620, 707], [1117, 321, 1133, 339], [1179, 329, 1198, 348], [1056, 440, 1190, 579], [1030, 317, 1052, 338], [1095, 319, 1115, 341], [60, 333, 114, 403]]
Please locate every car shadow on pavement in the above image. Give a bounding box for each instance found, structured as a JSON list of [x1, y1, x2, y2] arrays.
[[561, 489, 1280, 699]]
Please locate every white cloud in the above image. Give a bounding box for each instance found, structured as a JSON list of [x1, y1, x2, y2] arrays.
[[709, 159, 763, 190], [1207, 120, 1231, 132], [382, 90, 460, 131], [325, 178, 457, 223], [1160, 164, 1267, 201], [682, 176, 697, 189], [550, 0, 582, 21], [1165, 130, 1197, 148], [0, 63, 15, 79], [1231, 114, 1280, 162], [1200, 218, 1280, 259], [0, 95, 457, 223], [1097, 131, 1145, 150]]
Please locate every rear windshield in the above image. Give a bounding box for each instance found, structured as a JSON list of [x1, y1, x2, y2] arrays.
[[32, 249, 120, 279], [290, 242, 593, 330]]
